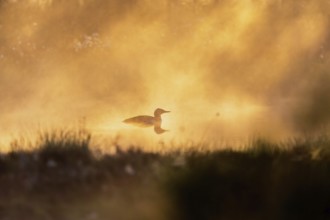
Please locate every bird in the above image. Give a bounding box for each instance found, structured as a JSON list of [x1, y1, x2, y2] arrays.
[[123, 108, 170, 134]]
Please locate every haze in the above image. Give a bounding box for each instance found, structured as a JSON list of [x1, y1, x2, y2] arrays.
[[1, 0, 330, 150]]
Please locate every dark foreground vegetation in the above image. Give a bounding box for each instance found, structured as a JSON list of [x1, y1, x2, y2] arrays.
[[1, 131, 330, 220]]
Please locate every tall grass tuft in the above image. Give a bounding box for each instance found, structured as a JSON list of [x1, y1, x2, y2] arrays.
[[36, 129, 92, 166], [0, 129, 97, 192]]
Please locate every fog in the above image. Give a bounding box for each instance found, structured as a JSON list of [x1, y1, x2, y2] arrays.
[[1, 0, 330, 150]]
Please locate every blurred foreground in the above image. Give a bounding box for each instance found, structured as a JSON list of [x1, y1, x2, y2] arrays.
[[1, 130, 330, 220]]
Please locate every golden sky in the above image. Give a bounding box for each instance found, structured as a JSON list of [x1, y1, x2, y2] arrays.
[[0, 0, 330, 150]]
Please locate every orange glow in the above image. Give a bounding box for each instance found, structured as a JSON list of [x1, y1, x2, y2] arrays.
[[0, 0, 330, 151], [218, 101, 262, 122]]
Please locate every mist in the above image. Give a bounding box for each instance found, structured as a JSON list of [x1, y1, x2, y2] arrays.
[[1, 0, 330, 150]]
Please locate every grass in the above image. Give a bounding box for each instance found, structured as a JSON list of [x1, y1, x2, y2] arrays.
[[1, 130, 330, 219], [165, 141, 330, 220]]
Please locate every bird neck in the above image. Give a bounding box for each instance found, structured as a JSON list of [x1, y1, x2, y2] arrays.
[[154, 113, 162, 118], [153, 115, 162, 127], [154, 114, 161, 120]]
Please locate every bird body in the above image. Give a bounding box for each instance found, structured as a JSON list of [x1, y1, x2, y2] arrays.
[[123, 108, 170, 134], [123, 115, 156, 127]]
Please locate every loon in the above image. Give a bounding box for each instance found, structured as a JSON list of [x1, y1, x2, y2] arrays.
[[123, 108, 170, 134]]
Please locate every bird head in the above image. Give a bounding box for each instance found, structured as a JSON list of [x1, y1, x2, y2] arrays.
[[154, 108, 170, 117]]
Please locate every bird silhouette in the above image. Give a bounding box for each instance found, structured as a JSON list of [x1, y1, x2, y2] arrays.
[[123, 108, 170, 134]]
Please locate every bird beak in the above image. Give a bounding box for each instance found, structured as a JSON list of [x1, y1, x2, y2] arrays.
[[164, 110, 171, 113]]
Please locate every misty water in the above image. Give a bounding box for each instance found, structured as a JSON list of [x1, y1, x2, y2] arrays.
[[1, 0, 330, 151]]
